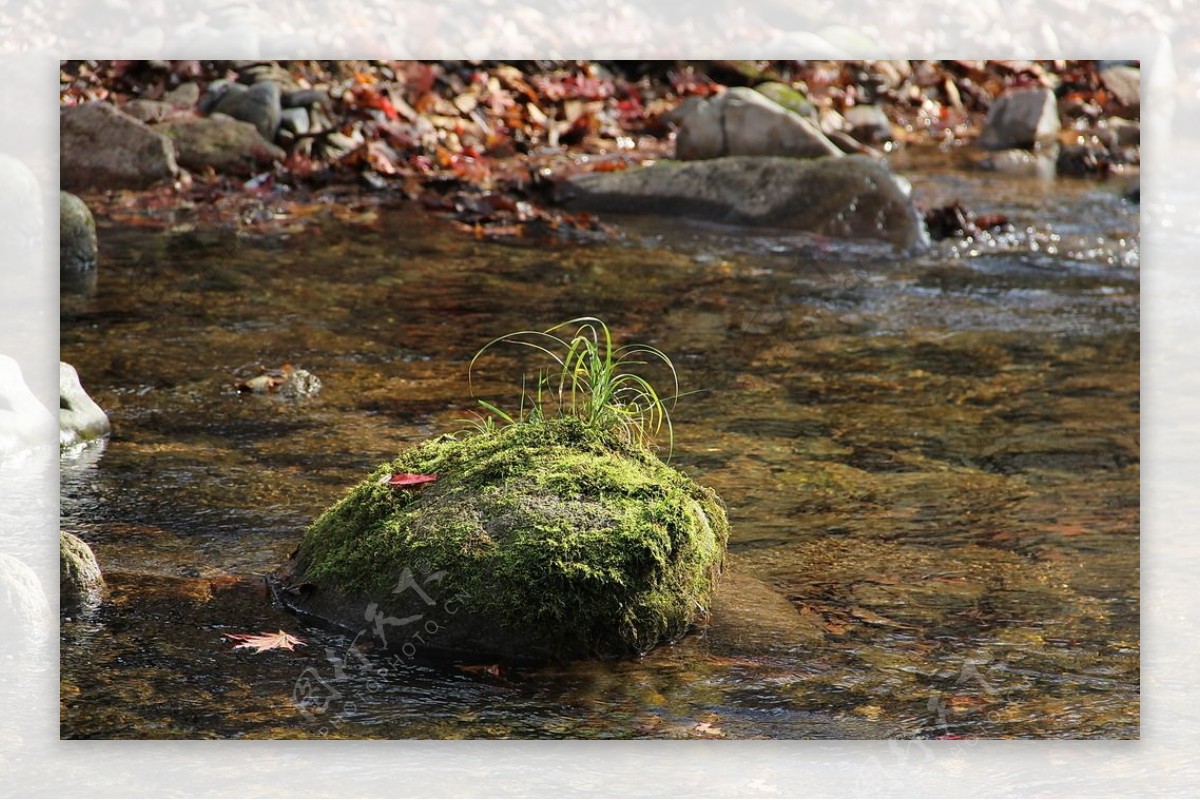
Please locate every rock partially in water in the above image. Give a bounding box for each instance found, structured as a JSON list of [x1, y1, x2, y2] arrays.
[[60, 102, 179, 190], [978, 87, 1061, 150], [60, 192, 97, 274], [60, 530, 104, 611], [704, 569, 825, 657], [60, 362, 110, 449], [671, 87, 842, 161], [559, 155, 928, 252], [278, 417, 729, 662], [160, 115, 285, 176]]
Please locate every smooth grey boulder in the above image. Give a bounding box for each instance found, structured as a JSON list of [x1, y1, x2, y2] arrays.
[[61, 530, 104, 611], [60, 192, 97, 274], [1100, 65, 1140, 117], [559, 155, 928, 252], [163, 81, 201, 107], [160, 115, 285, 176], [843, 104, 893, 144], [60, 362, 110, 449], [672, 87, 842, 161], [204, 80, 282, 141], [0, 355, 56, 459], [60, 102, 179, 190], [978, 87, 1061, 150]]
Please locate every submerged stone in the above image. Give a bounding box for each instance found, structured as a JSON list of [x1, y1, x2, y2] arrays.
[[278, 417, 729, 662]]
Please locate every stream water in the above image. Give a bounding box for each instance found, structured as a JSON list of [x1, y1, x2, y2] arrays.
[[60, 150, 1139, 739]]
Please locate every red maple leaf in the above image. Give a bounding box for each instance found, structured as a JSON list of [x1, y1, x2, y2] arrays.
[[385, 472, 439, 487], [225, 630, 306, 653]]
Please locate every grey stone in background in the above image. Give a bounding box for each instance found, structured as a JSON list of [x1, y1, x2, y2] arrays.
[[59, 192, 97, 274], [672, 87, 843, 161], [59, 361, 111, 449], [1100, 64, 1141, 118], [978, 87, 1062, 150], [843, 104, 893, 144], [163, 81, 201, 107], [204, 80, 282, 141], [279, 106, 311, 137], [60, 102, 179, 190], [560, 154, 927, 252], [160, 115, 285, 175], [60, 530, 103, 612]]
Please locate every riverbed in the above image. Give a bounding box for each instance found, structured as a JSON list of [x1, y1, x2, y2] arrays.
[[60, 150, 1139, 739]]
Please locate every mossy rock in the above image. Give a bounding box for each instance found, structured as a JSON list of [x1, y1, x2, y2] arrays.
[[754, 81, 817, 120], [60, 530, 104, 611], [278, 417, 728, 662]]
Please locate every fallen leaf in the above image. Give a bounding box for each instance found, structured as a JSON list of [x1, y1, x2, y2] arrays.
[[384, 472, 439, 487], [692, 721, 724, 738], [225, 630, 306, 653]]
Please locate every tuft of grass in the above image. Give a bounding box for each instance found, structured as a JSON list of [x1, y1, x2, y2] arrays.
[[467, 317, 680, 454]]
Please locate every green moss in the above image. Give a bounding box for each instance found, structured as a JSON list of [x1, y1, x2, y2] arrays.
[[295, 417, 728, 659]]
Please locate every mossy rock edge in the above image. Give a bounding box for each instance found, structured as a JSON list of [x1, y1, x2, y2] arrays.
[[278, 418, 729, 662]]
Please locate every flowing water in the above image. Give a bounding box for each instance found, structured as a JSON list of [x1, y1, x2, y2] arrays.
[[59, 152, 1139, 739]]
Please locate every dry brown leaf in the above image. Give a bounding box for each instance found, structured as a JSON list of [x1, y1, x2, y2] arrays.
[[225, 629, 306, 653]]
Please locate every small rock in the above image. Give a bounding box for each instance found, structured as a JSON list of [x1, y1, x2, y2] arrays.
[[207, 80, 282, 141], [279, 106, 311, 136], [978, 87, 1061, 150], [163, 81, 201, 107], [279, 368, 321, 399], [818, 107, 851, 136], [60, 362, 111, 449], [60, 192, 97, 274], [843, 104, 893, 144], [673, 87, 842, 161], [60, 530, 104, 611], [1056, 142, 1110, 178], [1107, 117, 1140, 147], [1100, 65, 1140, 117], [159, 115, 285, 176], [974, 146, 1058, 178], [60, 102, 179, 190]]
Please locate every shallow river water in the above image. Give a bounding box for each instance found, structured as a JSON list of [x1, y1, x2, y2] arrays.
[[60, 151, 1139, 739]]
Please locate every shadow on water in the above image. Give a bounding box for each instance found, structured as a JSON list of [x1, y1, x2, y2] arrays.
[[60, 161, 1138, 739]]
